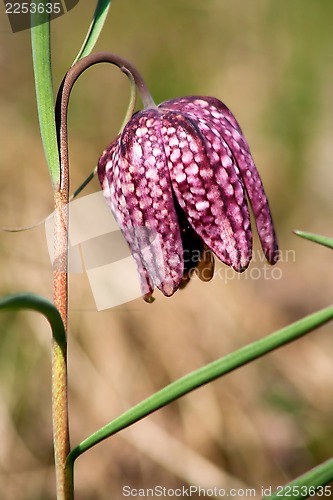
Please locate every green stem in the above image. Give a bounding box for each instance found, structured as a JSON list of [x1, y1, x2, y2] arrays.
[[73, 0, 112, 63], [54, 52, 149, 496], [31, 4, 70, 498], [263, 457, 333, 499], [294, 230, 333, 250], [0, 292, 71, 499], [0, 293, 66, 349], [70, 168, 97, 200], [31, 2, 115, 497], [67, 304, 333, 467]]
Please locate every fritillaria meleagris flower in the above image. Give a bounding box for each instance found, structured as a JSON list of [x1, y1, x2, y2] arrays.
[[98, 95, 278, 301]]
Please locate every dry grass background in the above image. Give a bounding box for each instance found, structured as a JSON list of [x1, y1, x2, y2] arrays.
[[1, 1, 333, 499]]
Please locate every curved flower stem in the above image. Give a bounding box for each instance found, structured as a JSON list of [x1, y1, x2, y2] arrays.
[[67, 57, 140, 201], [55, 52, 156, 192], [53, 50, 154, 324], [53, 52, 155, 496]]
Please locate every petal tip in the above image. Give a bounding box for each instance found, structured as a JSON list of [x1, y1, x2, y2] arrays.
[[143, 293, 155, 303]]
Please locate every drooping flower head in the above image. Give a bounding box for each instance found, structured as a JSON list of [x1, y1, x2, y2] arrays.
[[98, 92, 278, 301]]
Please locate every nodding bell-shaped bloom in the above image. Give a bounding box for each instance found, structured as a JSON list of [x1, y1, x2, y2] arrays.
[[98, 96, 278, 301]]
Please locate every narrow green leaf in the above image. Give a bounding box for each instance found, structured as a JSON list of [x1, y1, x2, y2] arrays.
[[0, 293, 66, 350], [263, 457, 333, 499], [67, 304, 333, 464], [294, 230, 333, 250], [31, 3, 60, 187], [73, 0, 112, 63]]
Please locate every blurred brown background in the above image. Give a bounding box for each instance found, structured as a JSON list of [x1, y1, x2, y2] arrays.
[[1, 1, 333, 498]]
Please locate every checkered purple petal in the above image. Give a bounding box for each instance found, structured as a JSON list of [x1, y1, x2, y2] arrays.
[[160, 97, 278, 265], [160, 109, 252, 271], [98, 109, 184, 297]]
